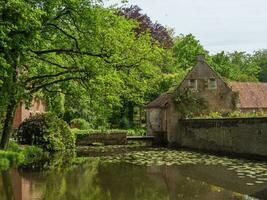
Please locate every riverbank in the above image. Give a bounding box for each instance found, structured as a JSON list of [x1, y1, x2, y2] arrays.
[[0, 142, 43, 170]]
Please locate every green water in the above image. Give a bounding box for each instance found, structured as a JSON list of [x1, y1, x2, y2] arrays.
[[1, 146, 267, 200]]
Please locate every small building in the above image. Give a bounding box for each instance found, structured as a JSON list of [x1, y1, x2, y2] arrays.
[[12, 98, 46, 129], [145, 56, 267, 143]]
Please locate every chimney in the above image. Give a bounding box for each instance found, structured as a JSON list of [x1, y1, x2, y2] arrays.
[[197, 55, 205, 63]]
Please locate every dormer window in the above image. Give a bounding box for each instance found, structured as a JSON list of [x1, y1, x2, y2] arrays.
[[188, 79, 197, 90], [208, 78, 217, 89]]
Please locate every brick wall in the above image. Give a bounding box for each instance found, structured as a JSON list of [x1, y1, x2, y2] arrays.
[[12, 99, 46, 129]]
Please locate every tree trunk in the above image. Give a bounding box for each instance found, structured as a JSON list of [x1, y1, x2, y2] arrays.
[[0, 54, 19, 150], [0, 95, 17, 149], [127, 101, 134, 127], [1, 171, 14, 200]]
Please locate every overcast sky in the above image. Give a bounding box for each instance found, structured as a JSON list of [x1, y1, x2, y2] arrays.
[[105, 0, 267, 54]]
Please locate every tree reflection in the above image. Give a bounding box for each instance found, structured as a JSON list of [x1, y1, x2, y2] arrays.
[[1, 170, 14, 200], [0, 149, 255, 200]]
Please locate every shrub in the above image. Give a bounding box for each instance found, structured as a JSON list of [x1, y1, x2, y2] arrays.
[[0, 142, 43, 170], [70, 118, 91, 130], [17, 113, 75, 151], [195, 111, 267, 119], [119, 117, 131, 129], [197, 112, 223, 119], [0, 158, 9, 170], [71, 128, 146, 137], [22, 145, 43, 164], [0, 151, 24, 166]]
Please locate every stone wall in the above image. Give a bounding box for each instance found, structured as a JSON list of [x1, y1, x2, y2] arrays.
[[76, 133, 127, 146], [176, 118, 267, 157], [146, 108, 166, 136]]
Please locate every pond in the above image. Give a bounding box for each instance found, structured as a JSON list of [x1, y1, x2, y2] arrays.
[[1, 145, 267, 200]]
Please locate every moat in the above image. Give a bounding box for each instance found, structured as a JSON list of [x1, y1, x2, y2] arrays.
[[1, 145, 267, 200]]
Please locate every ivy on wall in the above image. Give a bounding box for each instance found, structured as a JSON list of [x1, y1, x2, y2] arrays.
[[172, 89, 208, 118]]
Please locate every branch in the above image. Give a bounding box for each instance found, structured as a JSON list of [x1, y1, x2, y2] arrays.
[[36, 56, 69, 69], [43, 87, 74, 96], [30, 76, 87, 93], [25, 68, 87, 84], [30, 49, 109, 58], [47, 23, 80, 50], [53, 7, 71, 20]]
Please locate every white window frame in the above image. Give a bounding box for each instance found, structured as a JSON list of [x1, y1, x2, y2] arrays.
[[188, 79, 197, 90], [208, 78, 217, 90]]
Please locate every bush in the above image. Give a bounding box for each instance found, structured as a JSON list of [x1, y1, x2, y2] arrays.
[[0, 142, 43, 170], [0, 151, 24, 166], [119, 117, 131, 129], [196, 111, 267, 119], [71, 128, 146, 136], [17, 113, 75, 151], [70, 118, 91, 130], [0, 158, 9, 170]]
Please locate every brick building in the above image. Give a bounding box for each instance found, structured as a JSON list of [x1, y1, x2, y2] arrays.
[[12, 98, 46, 129], [145, 56, 267, 141]]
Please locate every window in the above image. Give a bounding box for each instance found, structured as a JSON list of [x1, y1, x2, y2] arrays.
[[188, 79, 197, 89], [208, 78, 217, 89]]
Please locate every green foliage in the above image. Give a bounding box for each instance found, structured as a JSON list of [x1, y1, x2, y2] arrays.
[[0, 151, 24, 168], [17, 113, 75, 151], [227, 111, 267, 118], [119, 117, 131, 129], [253, 50, 267, 82], [211, 51, 260, 81], [0, 0, 170, 148], [0, 141, 43, 170], [70, 118, 92, 130], [0, 158, 9, 170], [22, 145, 44, 164], [172, 89, 208, 118], [1, 0, 267, 148], [126, 128, 147, 136], [71, 128, 145, 136], [196, 112, 223, 119], [196, 111, 267, 119], [173, 34, 209, 70]]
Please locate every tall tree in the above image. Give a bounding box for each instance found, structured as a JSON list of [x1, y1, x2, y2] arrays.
[[0, 0, 164, 149], [211, 51, 260, 81], [119, 5, 173, 48], [172, 34, 208, 70], [253, 50, 267, 82]]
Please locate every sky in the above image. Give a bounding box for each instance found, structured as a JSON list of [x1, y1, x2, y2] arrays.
[[105, 0, 267, 54]]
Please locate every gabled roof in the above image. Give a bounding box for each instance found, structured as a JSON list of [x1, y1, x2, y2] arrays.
[[229, 82, 267, 109], [144, 92, 172, 108], [146, 56, 267, 110]]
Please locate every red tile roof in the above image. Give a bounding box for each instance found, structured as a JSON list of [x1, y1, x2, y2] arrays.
[[144, 92, 172, 108], [229, 82, 267, 109]]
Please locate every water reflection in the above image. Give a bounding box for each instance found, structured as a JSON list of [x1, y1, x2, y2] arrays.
[[0, 146, 266, 200]]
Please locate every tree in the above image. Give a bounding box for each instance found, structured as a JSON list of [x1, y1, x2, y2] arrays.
[[119, 5, 173, 48], [211, 51, 260, 81], [0, 0, 165, 149], [253, 50, 267, 82], [172, 34, 209, 70]]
